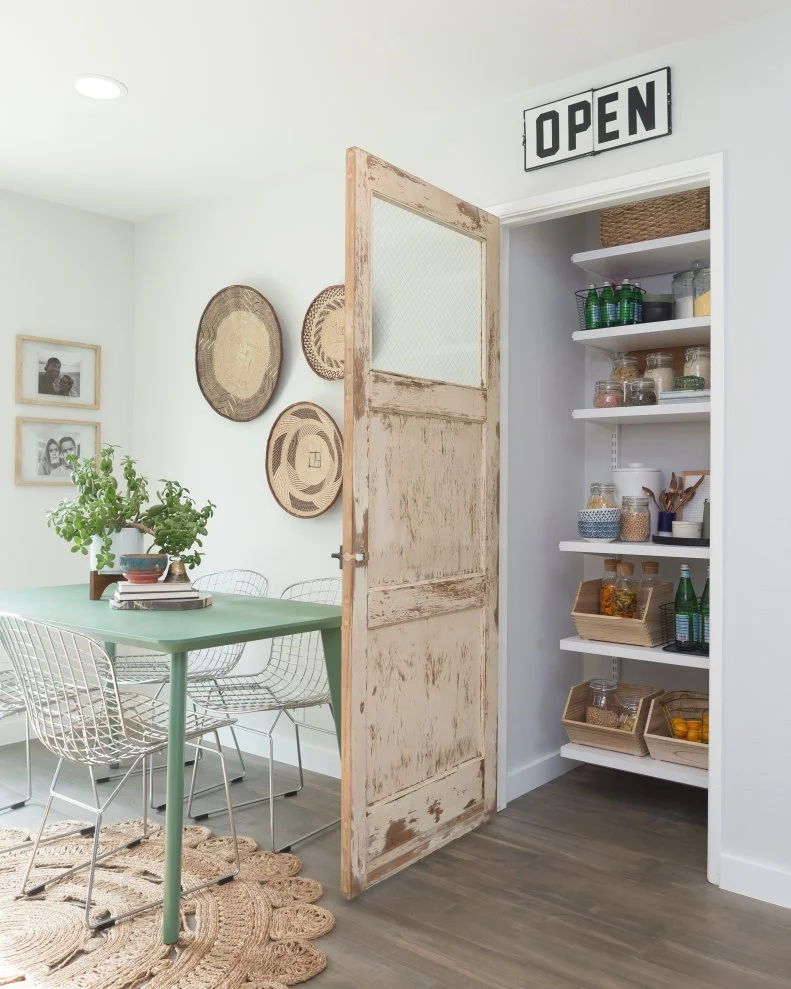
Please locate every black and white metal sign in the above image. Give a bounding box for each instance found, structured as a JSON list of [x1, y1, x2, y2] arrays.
[[523, 68, 671, 172]]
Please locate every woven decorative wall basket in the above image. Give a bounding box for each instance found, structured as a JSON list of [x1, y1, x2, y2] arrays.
[[196, 285, 282, 422], [266, 402, 343, 518], [301, 285, 345, 381]]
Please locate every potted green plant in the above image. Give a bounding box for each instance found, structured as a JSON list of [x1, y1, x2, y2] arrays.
[[47, 446, 214, 583]]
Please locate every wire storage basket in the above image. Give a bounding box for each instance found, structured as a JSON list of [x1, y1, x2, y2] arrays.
[[574, 284, 645, 332], [659, 603, 707, 655]]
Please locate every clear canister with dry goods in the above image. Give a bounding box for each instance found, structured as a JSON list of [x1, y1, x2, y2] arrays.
[[585, 678, 620, 727]]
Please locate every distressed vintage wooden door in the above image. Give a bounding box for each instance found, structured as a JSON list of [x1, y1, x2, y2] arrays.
[[341, 148, 500, 897]]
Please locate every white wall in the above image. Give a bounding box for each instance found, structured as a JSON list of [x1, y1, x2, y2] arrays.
[[0, 189, 134, 741], [131, 6, 791, 906]]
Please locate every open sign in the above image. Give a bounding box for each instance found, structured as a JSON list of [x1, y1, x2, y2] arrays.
[[523, 68, 671, 172]]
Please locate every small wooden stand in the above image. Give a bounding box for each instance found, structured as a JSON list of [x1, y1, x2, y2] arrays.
[[89, 571, 123, 601]]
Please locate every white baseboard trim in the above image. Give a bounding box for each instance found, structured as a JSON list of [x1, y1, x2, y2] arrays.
[[218, 724, 340, 780], [506, 750, 577, 803], [720, 853, 791, 910]]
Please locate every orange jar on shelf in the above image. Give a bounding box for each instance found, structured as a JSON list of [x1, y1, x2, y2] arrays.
[[600, 558, 618, 616]]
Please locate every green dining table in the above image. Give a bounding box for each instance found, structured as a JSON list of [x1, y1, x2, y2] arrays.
[[0, 583, 343, 945]]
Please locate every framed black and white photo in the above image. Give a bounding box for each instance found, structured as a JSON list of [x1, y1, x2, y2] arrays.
[[16, 335, 101, 409], [15, 417, 100, 486]]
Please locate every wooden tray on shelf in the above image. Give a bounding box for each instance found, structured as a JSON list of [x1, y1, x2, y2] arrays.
[[562, 681, 663, 757], [571, 579, 674, 647]]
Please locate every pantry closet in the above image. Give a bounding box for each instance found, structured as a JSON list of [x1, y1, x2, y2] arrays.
[[498, 154, 722, 882]]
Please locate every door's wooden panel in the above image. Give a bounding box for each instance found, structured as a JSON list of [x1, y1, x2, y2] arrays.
[[368, 412, 483, 586], [370, 370, 486, 421], [368, 574, 486, 628], [365, 608, 483, 803], [366, 758, 484, 866]]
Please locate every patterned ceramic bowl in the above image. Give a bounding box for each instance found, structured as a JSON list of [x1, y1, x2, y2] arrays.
[[578, 508, 621, 543], [119, 553, 170, 584]]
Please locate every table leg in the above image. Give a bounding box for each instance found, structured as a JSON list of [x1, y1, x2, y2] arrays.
[[320, 628, 342, 750], [162, 650, 187, 945]]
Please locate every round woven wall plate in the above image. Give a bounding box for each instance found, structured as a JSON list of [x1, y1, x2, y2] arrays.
[[196, 285, 282, 422], [266, 402, 343, 518], [301, 285, 345, 381]]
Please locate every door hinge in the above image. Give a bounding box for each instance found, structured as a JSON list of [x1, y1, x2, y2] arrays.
[[330, 545, 367, 568]]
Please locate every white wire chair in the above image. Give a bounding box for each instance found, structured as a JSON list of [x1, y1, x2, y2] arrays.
[[186, 577, 341, 852], [101, 569, 269, 800], [0, 613, 241, 931]]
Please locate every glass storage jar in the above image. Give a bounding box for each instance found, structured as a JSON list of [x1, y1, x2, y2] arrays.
[[611, 355, 639, 398], [692, 261, 711, 316], [672, 269, 694, 318], [620, 495, 651, 542], [625, 377, 658, 406], [614, 561, 639, 617], [593, 379, 625, 408], [587, 482, 618, 509], [644, 352, 674, 397], [600, 557, 618, 616], [618, 696, 640, 732], [673, 374, 705, 391], [585, 678, 621, 728], [684, 346, 711, 389], [638, 560, 661, 618]]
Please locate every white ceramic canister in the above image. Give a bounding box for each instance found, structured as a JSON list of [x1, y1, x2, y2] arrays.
[[612, 463, 663, 535], [89, 526, 145, 573]]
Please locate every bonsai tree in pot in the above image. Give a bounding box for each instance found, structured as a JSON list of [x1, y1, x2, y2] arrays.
[[47, 445, 214, 575]]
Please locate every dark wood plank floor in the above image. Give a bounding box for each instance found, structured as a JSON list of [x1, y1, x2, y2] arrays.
[[2, 741, 790, 988]]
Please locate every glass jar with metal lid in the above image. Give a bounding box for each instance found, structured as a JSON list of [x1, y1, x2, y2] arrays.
[[585, 679, 621, 728], [692, 260, 711, 317], [624, 377, 658, 407], [593, 380, 625, 408], [611, 354, 639, 399], [684, 346, 711, 389], [644, 352, 674, 397], [586, 482, 617, 510], [620, 495, 651, 542]]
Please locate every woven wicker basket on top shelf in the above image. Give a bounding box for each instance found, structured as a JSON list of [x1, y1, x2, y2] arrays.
[[600, 189, 710, 248]]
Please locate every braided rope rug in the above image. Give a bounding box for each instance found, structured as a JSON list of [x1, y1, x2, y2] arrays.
[[0, 820, 334, 988]]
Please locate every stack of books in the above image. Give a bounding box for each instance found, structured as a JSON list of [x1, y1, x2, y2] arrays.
[[113, 579, 199, 607]]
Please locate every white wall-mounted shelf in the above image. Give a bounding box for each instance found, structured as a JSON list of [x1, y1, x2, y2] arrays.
[[571, 230, 711, 281], [561, 743, 708, 788], [573, 402, 710, 426], [559, 540, 710, 560], [572, 316, 710, 353], [560, 635, 710, 670]]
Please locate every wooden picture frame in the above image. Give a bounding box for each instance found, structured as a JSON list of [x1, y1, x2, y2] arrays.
[[15, 417, 101, 487], [16, 335, 101, 410]]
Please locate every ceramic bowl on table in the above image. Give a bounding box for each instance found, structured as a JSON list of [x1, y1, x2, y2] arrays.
[[119, 553, 170, 584], [578, 508, 621, 543]]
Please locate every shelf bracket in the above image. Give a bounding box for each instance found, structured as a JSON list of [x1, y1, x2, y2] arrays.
[[611, 427, 619, 472], [611, 657, 622, 682]]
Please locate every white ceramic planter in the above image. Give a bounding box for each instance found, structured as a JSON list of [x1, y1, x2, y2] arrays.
[[89, 528, 145, 573]]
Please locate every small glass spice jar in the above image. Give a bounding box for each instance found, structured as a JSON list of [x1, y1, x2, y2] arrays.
[[692, 261, 711, 316], [614, 562, 639, 618], [585, 678, 621, 728], [624, 377, 658, 407], [611, 355, 639, 397], [644, 352, 674, 397], [620, 495, 651, 542], [593, 380, 625, 409], [684, 346, 711, 389], [618, 696, 640, 732]]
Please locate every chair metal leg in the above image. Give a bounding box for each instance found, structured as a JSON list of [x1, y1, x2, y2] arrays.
[[0, 713, 32, 813]]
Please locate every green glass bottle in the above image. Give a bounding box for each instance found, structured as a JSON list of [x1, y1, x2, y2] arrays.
[[600, 282, 617, 327], [674, 563, 698, 652], [699, 566, 710, 655], [633, 281, 643, 324], [584, 285, 601, 330], [616, 279, 633, 326]]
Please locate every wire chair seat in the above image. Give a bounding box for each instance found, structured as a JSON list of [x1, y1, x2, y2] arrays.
[[0, 670, 24, 715], [187, 671, 330, 714]]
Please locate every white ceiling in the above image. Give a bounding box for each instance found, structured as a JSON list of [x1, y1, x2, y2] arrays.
[[0, 0, 781, 220]]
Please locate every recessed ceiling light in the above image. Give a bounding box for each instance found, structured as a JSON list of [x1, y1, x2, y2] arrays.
[[74, 75, 127, 100]]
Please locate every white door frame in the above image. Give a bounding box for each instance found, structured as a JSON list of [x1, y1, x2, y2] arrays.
[[491, 153, 725, 886]]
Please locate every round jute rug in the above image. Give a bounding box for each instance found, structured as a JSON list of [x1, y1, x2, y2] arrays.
[[0, 820, 334, 988]]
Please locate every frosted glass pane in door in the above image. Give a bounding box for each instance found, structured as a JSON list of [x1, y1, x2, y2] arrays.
[[371, 197, 482, 387]]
